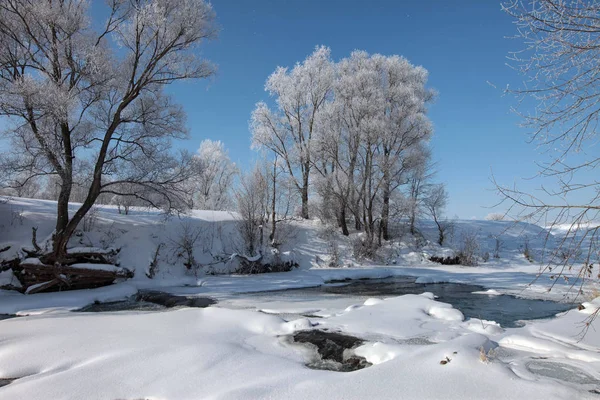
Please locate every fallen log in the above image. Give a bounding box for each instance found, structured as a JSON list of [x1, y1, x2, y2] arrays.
[[15, 262, 133, 293], [1, 258, 19, 273], [25, 279, 63, 295]]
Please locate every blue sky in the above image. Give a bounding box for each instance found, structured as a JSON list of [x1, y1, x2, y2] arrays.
[[0, 1, 548, 219], [166, 0, 539, 219]]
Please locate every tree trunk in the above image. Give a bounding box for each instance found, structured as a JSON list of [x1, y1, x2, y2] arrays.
[[269, 159, 277, 242], [381, 186, 390, 241], [436, 220, 444, 246], [380, 146, 391, 241], [55, 180, 71, 239], [339, 206, 349, 236], [409, 213, 416, 236], [51, 181, 101, 262], [300, 182, 309, 219]]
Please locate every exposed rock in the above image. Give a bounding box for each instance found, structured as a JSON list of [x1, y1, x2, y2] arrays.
[[292, 330, 372, 372]]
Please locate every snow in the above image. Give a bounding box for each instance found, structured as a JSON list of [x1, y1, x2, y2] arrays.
[[0, 284, 138, 315], [472, 288, 502, 296], [1, 198, 600, 399], [0, 296, 595, 400], [0, 269, 20, 288], [67, 263, 123, 272]]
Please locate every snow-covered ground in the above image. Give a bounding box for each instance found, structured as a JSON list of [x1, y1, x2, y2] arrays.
[[1, 198, 599, 399]]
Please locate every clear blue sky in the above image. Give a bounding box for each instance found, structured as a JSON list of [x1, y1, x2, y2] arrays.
[[168, 0, 538, 219]]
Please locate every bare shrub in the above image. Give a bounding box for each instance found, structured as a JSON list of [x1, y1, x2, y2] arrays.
[[10, 207, 24, 226], [147, 243, 164, 279], [235, 167, 268, 257], [271, 220, 299, 249], [99, 222, 122, 249], [319, 225, 341, 267], [493, 237, 503, 259], [352, 236, 379, 260], [81, 206, 100, 232], [481, 251, 490, 263], [170, 223, 203, 272], [522, 236, 534, 263], [457, 231, 480, 266]]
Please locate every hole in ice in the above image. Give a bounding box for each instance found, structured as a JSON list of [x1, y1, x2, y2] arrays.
[[291, 330, 372, 372]]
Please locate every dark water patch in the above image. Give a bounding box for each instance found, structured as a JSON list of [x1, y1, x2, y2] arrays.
[[78, 299, 165, 312], [76, 291, 216, 313], [136, 291, 216, 308], [292, 330, 371, 372], [0, 314, 18, 321], [257, 276, 573, 328], [0, 378, 17, 387], [302, 314, 324, 319]]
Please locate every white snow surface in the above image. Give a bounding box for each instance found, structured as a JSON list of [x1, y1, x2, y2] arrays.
[[0, 296, 597, 400], [1, 198, 600, 399]]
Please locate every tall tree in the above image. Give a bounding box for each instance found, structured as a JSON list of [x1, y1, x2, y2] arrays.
[[251, 46, 335, 219], [0, 0, 217, 261], [375, 55, 434, 240], [314, 51, 382, 235]]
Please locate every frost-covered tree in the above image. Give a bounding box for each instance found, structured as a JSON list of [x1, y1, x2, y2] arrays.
[[192, 139, 238, 210], [314, 51, 382, 235], [313, 51, 434, 241], [485, 213, 505, 221], [2, 172, 41, 198], [251, 46, 335, 219], [235, 163, 269, 257], [375, 55, 434, 240], [0, 0, 217, 261], [405, 144, 434, 236], [423, 183, 450, 246]]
